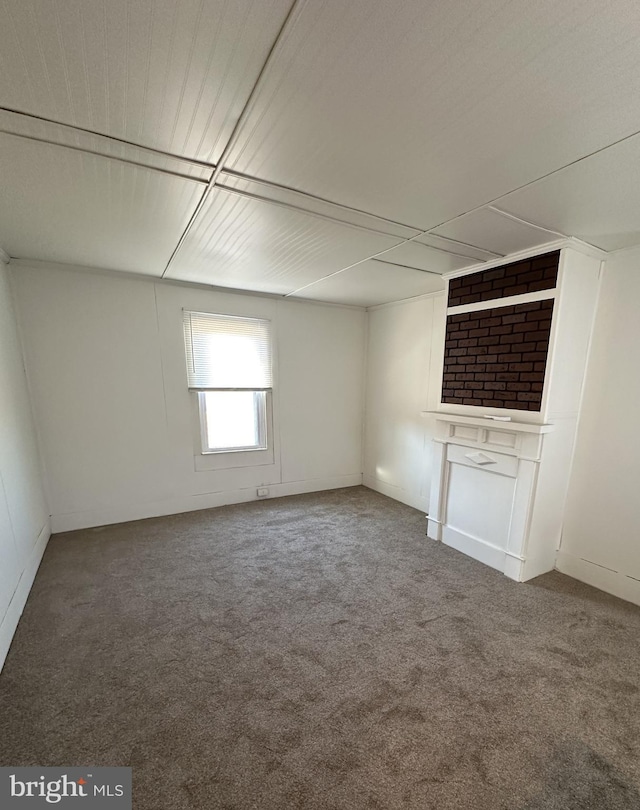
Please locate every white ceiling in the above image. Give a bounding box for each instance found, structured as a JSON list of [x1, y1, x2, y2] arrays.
[[1, 0, 640, 307]]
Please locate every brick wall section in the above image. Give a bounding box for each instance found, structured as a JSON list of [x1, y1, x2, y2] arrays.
[[441, 300, 554, 411], [447, 251, 560, 307]]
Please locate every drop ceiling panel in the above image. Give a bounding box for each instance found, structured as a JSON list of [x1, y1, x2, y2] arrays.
[[0, 0, 293, 162], [380, 241, 477, 275], [431, 208, 558, 256], [415, 233, 501, 263], [493, 135, 640, 251], [166, 187, 403, 294], [226, 0, 640, 229], [293, 259, 445, 308], [0, 135, 203, 273], [217, 174, 419, 240]]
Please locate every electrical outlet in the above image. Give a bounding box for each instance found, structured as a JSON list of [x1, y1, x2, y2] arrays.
[[257, 487, 269, 498]]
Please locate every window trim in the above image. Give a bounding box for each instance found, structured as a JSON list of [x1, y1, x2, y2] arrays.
[[191, 390, 275, 473], [181, 306, 277, 473]]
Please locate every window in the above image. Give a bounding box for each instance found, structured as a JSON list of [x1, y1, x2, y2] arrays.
[[198, 391, 267, 453], [183, 311, 272, 455]]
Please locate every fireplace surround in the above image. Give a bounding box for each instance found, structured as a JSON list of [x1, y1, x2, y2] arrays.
[[425, 243, 602, 581]]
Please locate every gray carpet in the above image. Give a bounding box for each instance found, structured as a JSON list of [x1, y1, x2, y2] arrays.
[[1, 486, 640, 809]]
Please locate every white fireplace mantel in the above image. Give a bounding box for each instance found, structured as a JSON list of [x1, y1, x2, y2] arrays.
[[421, 246, 603, 583], [421, 410, 564, 582]]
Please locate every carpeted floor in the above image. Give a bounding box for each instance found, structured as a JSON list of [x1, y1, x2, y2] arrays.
[[1, 486, 640, 809]]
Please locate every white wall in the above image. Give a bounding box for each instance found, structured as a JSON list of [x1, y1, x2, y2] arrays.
[[0, 261, 50, 670], [557, 247, 640, 605], [12, 262, 365, 532], [363, 292, 446, 512]]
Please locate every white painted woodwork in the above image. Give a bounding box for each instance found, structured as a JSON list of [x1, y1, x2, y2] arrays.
[[363, 292, 446, 511], [447, 288, 557, 318], [426, 415, 559, 581], [425, 246, 602, 581], [543, 248, 602, 417], [11, 262, 365, 532], [558, 246, 640, 606], [436, 245, 602, 424], [293, 260, 444, 308], [0, 262, 50, 671]]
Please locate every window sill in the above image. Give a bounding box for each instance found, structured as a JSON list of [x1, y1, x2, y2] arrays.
[[194, 446, 275, 472]]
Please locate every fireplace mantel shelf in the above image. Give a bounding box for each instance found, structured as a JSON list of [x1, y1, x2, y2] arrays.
[[420, 411, 555, 434]]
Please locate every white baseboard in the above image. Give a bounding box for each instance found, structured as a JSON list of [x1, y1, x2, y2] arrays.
[[362, 475, 429, 513], [521, 550, 557, 583], [442, 525, 506, 573], [556, 551, 640, 608], [50, 474, 364, 533], [0, 519, 51, 672]]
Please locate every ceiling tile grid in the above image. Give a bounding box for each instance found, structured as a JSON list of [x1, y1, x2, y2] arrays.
[[0, 134, 204, 273], [0, 0, 294, 161], [431, 207, 562, 257], [224, 0, 640, 228], [293, 259, 445, 308], [2, 0, 640, 303], [0, 108, 212, 183], [491, 135, 640, 252], [165, 187, 404, 294]]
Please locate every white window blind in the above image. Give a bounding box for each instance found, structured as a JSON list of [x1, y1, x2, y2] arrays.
[[183, 310, 273, 390]]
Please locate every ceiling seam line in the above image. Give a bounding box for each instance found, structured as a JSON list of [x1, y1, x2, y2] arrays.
[[285, 213, 506, 297], [1, 104, 454, 241], [283, 235, 446, 297], [486, 205, 569, 239], [286, 213, 573, 298], [415, 234, 504, 259], [214, 183, 413, 240], [224, 117, 637, 285], [3, 107, 570, 261], [205, 107, 640, 291], [161, 0, 311, 280], [0, 123, 582, 259], [0, 104, 214, 170], [369, 258, 445, 277], [218, 168, 422, 235], [0, 129, 211, 185], [423, 125, 640, 235]]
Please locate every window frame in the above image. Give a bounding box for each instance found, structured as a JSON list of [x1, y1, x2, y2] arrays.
[[181, 306, 276, 473], [191, 390, 275, 473], [197, 390, 268, 455]]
